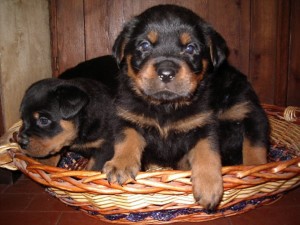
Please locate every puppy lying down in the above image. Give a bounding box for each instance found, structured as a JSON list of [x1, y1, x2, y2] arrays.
[[17, 78, 115, 170]]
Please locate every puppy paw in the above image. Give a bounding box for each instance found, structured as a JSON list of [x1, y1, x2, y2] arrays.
[[192, 173, 223, 210], [103, 158, 140, 185]]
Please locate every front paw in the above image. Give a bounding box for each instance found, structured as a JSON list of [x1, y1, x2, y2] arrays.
[[192, 173, 223, 210], [103, 158, 140, 185]]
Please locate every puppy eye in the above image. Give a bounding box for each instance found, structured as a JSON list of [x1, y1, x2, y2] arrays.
[[37, 117, 51, 127], [184, 44, 197, 55], [138, 41, 152, 52]]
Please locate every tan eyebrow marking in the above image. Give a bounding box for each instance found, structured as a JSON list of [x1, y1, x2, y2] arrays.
[[147, 30, 158, 43], [180, 32, 192, 45]]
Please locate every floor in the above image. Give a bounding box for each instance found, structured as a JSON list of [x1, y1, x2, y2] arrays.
[[0, 174, 299, 225]]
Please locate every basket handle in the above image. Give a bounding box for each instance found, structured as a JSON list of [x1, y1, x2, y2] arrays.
[[262, 104, 300, 124], [283, 106, 300, 122], [0, 121, 22, 170]]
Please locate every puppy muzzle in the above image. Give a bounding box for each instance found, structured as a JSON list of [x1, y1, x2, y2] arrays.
[[17, 133, 29, 150]]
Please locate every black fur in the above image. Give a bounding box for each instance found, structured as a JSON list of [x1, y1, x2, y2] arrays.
[[18, 78, 115, 170], [104, 4, 270, 209], [59, 55, 119, 95], [111, 4, 269, 167]]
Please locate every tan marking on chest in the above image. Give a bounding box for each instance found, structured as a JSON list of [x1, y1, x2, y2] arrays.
[[218, 102, 251, 121], [117, 107, 212, 138]]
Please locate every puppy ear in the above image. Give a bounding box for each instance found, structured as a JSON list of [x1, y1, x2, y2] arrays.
[[207, 28, 229, 69], [112, 19, 138, 65], [55, 85, 89, 119], [112, 32, 127, 65]]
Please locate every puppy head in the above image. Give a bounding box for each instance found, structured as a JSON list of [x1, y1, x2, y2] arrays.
[[18, 78, 89, 158], [113, 4, 228, 104]]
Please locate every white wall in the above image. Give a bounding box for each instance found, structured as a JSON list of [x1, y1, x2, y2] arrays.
[[0, 0, 52, 130]]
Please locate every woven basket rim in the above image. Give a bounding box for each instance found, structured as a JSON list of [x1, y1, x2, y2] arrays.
[[1, 104, 300, 191], [1, 104, 300, 224]]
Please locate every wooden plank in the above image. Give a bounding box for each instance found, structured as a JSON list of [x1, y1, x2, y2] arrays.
[[84, 0, 111, 59], [84, 0, 208, 59], [49, 0, 59, 77], [50, 0, 299, 106], [287, 0, 300, 106], [237, 0, 251, 76], [0, 98, 4, 136], [249, 0, 278, 104], [208, 0, 251, 75], [0, 0, 52, 130], [55, 0, 85, 74], [274, 0, 290, 106]]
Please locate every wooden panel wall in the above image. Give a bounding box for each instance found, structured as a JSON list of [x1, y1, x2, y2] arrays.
[[287, 0, 300, 106], [250, 0, 278, 104], [0, 0, 52, 134], [50, 0, 300, 106]]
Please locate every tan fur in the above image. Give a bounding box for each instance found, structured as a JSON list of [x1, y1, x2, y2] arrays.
[[176, 154, 191, 170], [208, 38, 214, 64], [137, 59, 157, 79], [176, 62, 198, 92], [168, 111, 213, 134], [178, 59, 208, 91], [180, 32, 192, 45], [119, 41, 127, 62], [127, 57, 209, 107], [196, 59, 208, 81], [86, 157, 97, 171], [27, 120, 77, 157], [147, 31, 158, 44], [188, 139, 223, 209], [127, 55, 137, 79], [126, 56, 155, 98], [243, 138, 267, 165], [103, 128, 146, 184], [218, 102, 251, 121], [117, 107, 212, 138], [33, 112, 39, 119]]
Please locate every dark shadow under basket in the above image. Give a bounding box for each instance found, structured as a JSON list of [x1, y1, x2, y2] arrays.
[[0, 104, 300, 224]]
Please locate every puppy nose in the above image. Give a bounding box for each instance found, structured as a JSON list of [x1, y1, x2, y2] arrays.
[[157, 69, 176, 82], [156, 60, 179, 83], [18, 133, 29, 149]]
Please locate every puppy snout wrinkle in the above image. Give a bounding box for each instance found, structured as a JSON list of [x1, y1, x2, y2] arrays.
[[156, 61, 179, 83]]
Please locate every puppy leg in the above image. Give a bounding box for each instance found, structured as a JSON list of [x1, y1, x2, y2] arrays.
[[86, 157, 97, 171], [176, 154, 191, 170], [243, 111, 269, 165], [86, 142, 115, 171], [103, 128, 146, 184], [243, 138, 267, 165], [189, 138, 223, 209]]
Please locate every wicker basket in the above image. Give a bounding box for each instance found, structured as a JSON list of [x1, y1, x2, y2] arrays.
[[0, 104, 300, 224]]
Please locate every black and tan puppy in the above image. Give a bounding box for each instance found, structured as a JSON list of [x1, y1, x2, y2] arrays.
[[18, 78, 115, 170], [103, 5, 269, 209]]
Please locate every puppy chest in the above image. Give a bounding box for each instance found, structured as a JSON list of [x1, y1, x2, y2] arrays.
[[141, 126, 205, 159]]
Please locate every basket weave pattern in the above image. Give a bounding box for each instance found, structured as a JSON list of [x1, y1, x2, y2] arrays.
[[1, 104, 300, 224]]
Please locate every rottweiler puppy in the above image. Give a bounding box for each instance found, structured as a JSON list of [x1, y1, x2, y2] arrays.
[[103, 4, 269, 209], [18, 78, 115, 170]]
